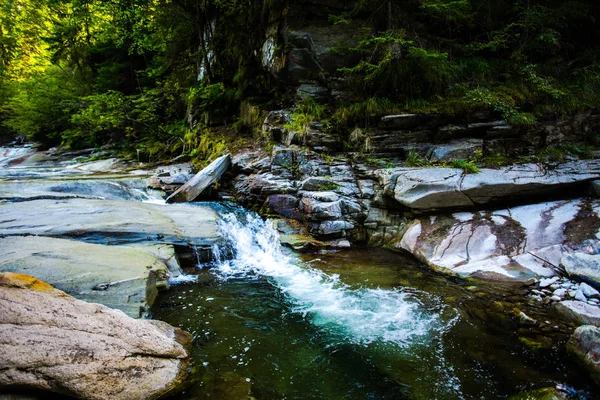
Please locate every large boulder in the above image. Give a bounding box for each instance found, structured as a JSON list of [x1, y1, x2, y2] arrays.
[[0, 273, 192, 399], [0, 236, 175, 318], [398, 199, 598, 281], [381, 161, 600, 210], [555, 301, 600, 326], [567, 325, 600, 385]]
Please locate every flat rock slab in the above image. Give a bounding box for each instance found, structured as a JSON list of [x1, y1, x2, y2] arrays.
[[0, 236, 173, 318], [0, 198, 221, 252], [399, 199, 600, 281], [0, 272, 191, 399], [380, 160, 600, 210]]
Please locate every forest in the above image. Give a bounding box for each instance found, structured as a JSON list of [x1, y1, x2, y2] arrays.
[[1, 0, 599, 165]]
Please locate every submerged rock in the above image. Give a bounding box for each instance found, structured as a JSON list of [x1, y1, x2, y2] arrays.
[[0, 272, 192, 400], [555, 301, 600, 326], [567, 325, 600, 385]]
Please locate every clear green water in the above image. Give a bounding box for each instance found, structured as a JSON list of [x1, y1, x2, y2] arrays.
[[152, 215, 598, 400]]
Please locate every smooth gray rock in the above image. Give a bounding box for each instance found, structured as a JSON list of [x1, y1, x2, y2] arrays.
[[166, 154, 231, 203], [300, 197, 342, 220], [0, 236, 174, 318], [555, 301, 600, 326], [0, 273, 191, 400], [319, 220, 354, 235], [398, 200, 591, 281], [581, 282, 600, 298], [0, 198, 221, 251], [265, 194, 301, 219], [563, 252, 600, 288], [567, 325, 600, 385], [428, 139, 483, 162], [383, 160, 600, 210]]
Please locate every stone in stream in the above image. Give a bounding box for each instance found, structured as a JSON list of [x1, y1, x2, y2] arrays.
[[166, 154, 231, 203], [0, 272, 192, 400], [567, 325, 600, 385], [0, 236, 175, 318], [0, 198, 222, 258], [397, 199, 600, 281], [562, 252, 600, 288], [555, 300, 600, 326]]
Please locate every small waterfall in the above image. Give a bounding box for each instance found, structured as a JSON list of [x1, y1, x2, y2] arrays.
[[214, 212, 457, 348]]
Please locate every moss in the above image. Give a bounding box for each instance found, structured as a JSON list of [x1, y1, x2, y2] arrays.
[[0, 272, 55, 293]]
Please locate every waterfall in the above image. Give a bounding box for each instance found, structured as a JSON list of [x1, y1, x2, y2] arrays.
[[213, 212, 457, 348]]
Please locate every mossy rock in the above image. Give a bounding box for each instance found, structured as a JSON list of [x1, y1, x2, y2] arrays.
[[508, 387, 567, 400]]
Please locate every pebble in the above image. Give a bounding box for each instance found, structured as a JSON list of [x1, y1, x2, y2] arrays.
[[589, 298, 600, 304], [539, 277, 559, 288], [549, 284, 560, 290], [551, 296, 562, 302], [530, 295, 543, 302], [574, 289, 588, 303], [553, 288, 567, 298], [569, 290, 578, 298], [531, 289, 545, 296], [580, 282, 600, 299]]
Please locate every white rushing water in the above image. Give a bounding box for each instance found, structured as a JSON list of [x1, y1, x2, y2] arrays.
[[213, 212, 456, 348]]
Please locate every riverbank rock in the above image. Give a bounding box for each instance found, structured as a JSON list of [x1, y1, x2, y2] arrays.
[[0, 236, 175, 318], [398, 199, 598, 280], [380, 161, 600, 211], [166, 154, 231, 203], [567, 325, 600, 385], [0, 198, 221, 256], [0, 272, 192, 399], [555, 301, 600, 326], [562, 252, 600, 288]]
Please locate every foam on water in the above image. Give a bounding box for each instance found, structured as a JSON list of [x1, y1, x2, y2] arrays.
[[214, 213, 454, 347]]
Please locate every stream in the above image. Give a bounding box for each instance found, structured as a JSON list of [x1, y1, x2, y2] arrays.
[[154, 208, 597, 399], [1, 146, 598, 399]]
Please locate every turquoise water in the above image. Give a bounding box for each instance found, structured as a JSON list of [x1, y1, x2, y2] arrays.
[[152, 212, 598, 399]]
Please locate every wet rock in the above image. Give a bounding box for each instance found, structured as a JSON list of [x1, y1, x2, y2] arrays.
[[567, 325, 600, 385], [0, 236, 174, 318], [318, 220, 354, 236], [553, 288, 567, 298], [555, 301, 600, 326], [508, 387, 568, 400], [166, 154, 231, 203], [0, 272, 191, 400], [518, 311, 538, 326], [397, 200, 595, 281], [265, 194, 301, 219], [562, 252, 600, 288], [300, 190, 339, 202], [0, 198, 221, 255]]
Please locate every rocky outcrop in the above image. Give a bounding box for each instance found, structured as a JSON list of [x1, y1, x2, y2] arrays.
[[0, 236, 175, 318], [0, 198, 222, 257], [380, 161, 600, 211], [166, 154, 231, 203], [0, 272, 192, 400], [397, 200, 600, 280], [567, 325, 600, 385]]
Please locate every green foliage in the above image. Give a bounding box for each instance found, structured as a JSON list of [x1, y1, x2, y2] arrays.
[[2, 66, 80, 146], [405, 151, 431, 167], [284, 98, 325, 136], [448, 159, 480, 174]]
